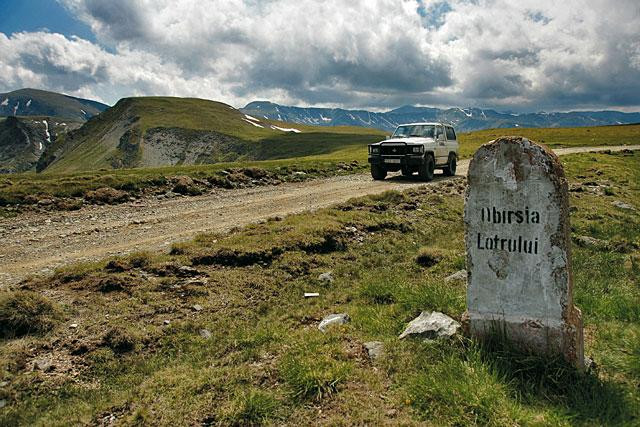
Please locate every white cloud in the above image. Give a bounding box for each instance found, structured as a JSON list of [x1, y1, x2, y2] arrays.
[[0, 0, 638, 111]]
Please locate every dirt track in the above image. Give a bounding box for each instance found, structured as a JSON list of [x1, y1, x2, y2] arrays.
[[1, 145, 638, 287]]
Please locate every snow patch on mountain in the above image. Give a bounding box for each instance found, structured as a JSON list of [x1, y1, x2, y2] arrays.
[[271, 125, 301, 133], [43, 120, 51, 143], [243, 118, 264, 128], [0, 98, 7, 107], [26, 99, 32, 108]]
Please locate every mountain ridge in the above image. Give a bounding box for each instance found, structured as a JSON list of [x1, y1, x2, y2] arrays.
[[242, 101, 640, 132], [0, 88, 109, 122]]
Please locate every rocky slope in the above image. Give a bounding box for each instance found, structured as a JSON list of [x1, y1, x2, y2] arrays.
[[242, 101, 640, 132], [0, 88, 109, 122], [0, 116, 81, 173]]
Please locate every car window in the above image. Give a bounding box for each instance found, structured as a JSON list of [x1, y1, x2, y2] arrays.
[[393, 125, 435, 138], [436, 126, 444, 139], [445, 126, 456, 140]]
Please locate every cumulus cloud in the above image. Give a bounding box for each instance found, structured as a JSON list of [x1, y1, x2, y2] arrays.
[[0, 0, 638, 111]]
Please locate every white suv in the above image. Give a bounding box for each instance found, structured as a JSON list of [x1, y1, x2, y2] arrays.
[[368, 122, 459, 181]]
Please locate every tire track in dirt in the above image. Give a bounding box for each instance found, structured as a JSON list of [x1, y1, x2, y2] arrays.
[[1, 145, 637, 287]]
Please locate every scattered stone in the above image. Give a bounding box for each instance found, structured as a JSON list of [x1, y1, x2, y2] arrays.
[[199, 329, 212, 339], [293, 171, 307, 176], [163, 320, 171, 325], [445, 270, 467, 283], [192, 304, 203, 312], [318, 272, 334, 284], [0, 400, 5, 409], [573, 235, 610, 250], [69, 323, 78, 329], [318, 313, 350, 332], [304, 292, 320, 298], [364, 341, 384, 360], [612, 200, 636, 211], [399, 311, 460, 340], [37, 198, 55, 206], [344, 226, 358, 233], [33, 358, 54, 372], [178, 266, 201, 277]]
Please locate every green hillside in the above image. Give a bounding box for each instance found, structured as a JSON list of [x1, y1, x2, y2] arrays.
[[457, 124, 640, 158], [39, 97, 385, 173]]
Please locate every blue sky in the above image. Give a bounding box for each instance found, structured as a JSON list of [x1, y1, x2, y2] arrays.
[[0, 0, 95, 41], [0, 0, 638, 112]]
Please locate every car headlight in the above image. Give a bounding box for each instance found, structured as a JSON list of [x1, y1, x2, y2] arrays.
[[412, 146, 424, 154], [370, 146, 380, 154]]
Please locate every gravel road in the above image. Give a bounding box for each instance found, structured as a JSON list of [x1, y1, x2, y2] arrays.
[[1, 145, 638, 287]]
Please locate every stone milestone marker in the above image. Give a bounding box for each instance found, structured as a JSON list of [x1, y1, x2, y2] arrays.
[[464, 137, 584, 368]]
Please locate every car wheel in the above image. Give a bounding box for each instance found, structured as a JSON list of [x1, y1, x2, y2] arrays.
[[419, 154, 435, 181], [401, 166, 413, 177], [443, 153, 457, 176], [371, 164, 387, 180]]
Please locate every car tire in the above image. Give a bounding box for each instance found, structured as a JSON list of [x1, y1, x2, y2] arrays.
[[443, 153, 457, 176], [419, 154, 435, 182], [371, 164, 387, 180], [401, 167, 413, 177]]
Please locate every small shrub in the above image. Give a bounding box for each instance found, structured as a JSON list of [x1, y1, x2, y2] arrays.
[[221, 389, 281, 425], [280, 354, 350, 401], [103, 325, 142, 353], [0, 291, 61, 338], [360, 280, 396, 304], [415, 247, 445, 267]]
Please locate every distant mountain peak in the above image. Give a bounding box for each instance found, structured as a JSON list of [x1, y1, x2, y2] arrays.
[[0, 88, 109, 121]]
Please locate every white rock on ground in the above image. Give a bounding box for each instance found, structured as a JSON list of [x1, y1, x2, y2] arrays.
[[612, 200, 636, 211], [318, 313, 350, 332], [318, 272, 334, 283], [445, 270, 467, 282], [399, 311, 460, 340], [364, 341, 384, 360], [573, 235, 609, 250]]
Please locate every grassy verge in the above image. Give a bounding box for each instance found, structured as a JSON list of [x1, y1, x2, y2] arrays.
[[2, 124, 637, 213], [0, 150, 638, 425]]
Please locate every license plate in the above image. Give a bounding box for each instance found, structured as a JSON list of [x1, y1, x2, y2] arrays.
[[384, 158, 401, 164]]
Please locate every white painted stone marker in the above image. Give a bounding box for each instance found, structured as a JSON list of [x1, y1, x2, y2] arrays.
[[464, 137, 584, 368]]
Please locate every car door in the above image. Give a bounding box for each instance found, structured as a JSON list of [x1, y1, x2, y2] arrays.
[[445, 126, 458, 158], [435, 125, 447, 163]]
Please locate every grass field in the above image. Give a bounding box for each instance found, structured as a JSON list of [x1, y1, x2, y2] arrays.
[[1, 124, 638, 210], [1, 150, 638, 425]]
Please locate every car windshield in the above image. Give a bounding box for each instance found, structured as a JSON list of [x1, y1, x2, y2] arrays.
[[392, 125, 435, 138]]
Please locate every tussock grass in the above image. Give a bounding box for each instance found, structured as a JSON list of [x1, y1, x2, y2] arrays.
[[0, 291, 62, 338]]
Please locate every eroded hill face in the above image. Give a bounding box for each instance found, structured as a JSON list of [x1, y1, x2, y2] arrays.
[[0, 116, 81, 173], [38, 97, 384, 173], [0, 89, 109, 122]]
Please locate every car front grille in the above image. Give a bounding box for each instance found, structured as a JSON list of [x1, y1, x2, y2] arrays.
[[380, 144, 407, 156]]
